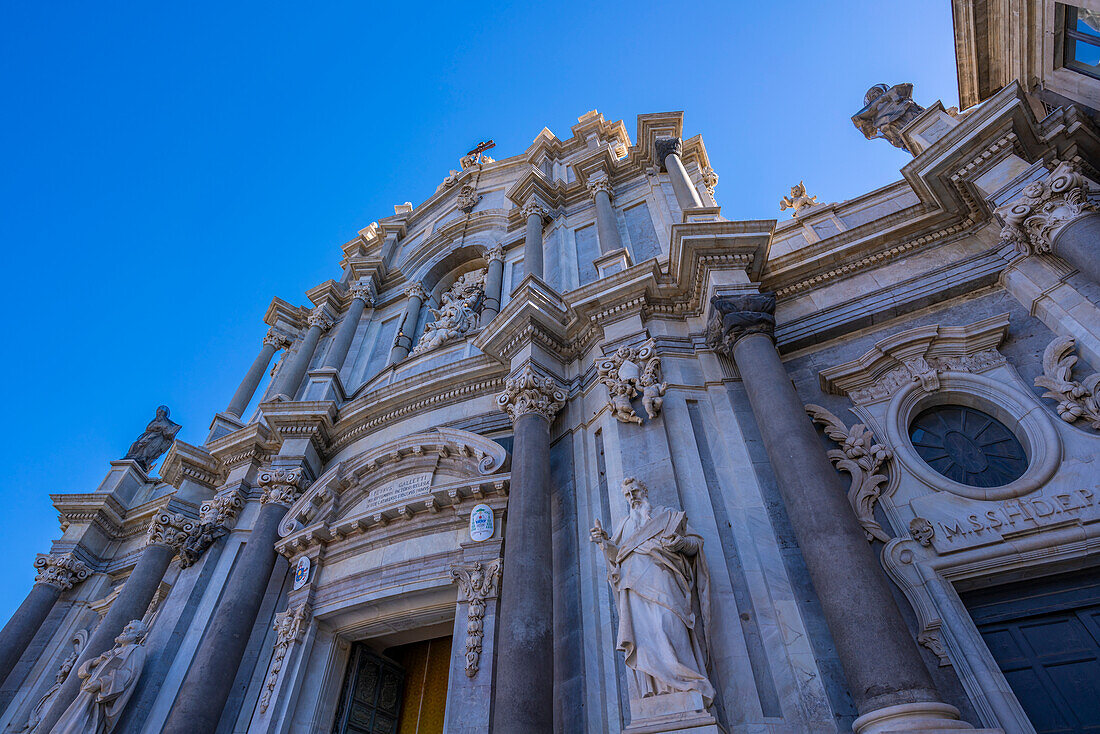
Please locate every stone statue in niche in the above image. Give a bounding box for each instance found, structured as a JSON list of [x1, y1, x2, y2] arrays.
[[590, 478, 715, 705], [597, 343, 666, 424], [779, 181, 820, 217], [50, 620, 149, 734], [852, 83, 926, 152], [412, 269, 487, 355], [122, 406, 181, 472]]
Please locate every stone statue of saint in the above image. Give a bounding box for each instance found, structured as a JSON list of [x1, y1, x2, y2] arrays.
[[122, 405, 181, 472], [590, 478, 715, 705], [50, 620, 149, 734], [851, 83, 926, 151]]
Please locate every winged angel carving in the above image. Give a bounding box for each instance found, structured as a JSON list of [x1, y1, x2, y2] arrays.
[[805, 404, 893, 542], [597, 344, 667, 424]]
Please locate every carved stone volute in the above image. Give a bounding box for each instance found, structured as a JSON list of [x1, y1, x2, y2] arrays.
[[496, 366, 566, 423], [997, 160, 1098, 256], [146, 512, 196, 549], [706, 293, 777, 355], [34, 554, 91, 591], [259, 467, 310, 508]]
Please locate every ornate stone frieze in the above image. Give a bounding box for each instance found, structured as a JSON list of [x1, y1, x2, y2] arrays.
[[146, 512, 196, 549], [705, 292, 776, 354], [495, 366, 566, 423], [806, 405, 893, 543], [701, 167, 718, 197], [1035, 335, 1100, 429], [262, 327, 294, 350], [457, 184, 480, 213], [653, 136, 683, 169], [779, 181, 820, 217], [450, 559, 502, 677], [997, 160, 1098, 256], [851, 83, 926, 152], [306, 306, 333, 331], [596, 343, 666, 424], [33, 554, 91, 591], [403, 281, 428, 301], [847, 349, 1006, 404], [486, 244, 505, 263], [521, 198, 547, 221], [585, 175, 613, 201], [412, 269, 487, 355], [260, 602, 310, 713], [348, 279, 376, 305], [259, 467, 310, 508]]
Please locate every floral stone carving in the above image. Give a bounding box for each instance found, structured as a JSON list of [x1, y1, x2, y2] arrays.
[[260, 603, 310, 713], [412, 269, 487, 355], [806, 404, 893, 542], [34, 554, 91, 591], [496, 366, 566, 423], [997, 160, 1098, 256], [596, 343, 666, 424], [146, 512, 196, 550], [178, 489, 245, 568], [450, 559, 503, 677], [1035, 335, 1100, 429], [259, 467, 310, 508]]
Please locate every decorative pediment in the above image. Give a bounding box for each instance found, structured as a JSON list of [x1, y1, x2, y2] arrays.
[[820, 313, 1009, 405], [277, 428, 509, 551]]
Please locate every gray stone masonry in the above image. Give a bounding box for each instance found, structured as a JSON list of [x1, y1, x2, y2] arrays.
[[0, 584, 61, 688]]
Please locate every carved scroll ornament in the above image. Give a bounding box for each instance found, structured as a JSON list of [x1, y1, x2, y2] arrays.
[[997, 160, 1098, 256], [260, 603, 310, 712], [259, 467, 310, 508], [1035, 336, 1100, 429], [34, 554, 91, 591], [496, 366, 566, 423], [806, 404, 893, 542], [451, 559, 503, 677]]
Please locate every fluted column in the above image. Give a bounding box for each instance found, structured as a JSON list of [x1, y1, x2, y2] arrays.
[[707, 294, 964, 731], [322, 280, 373, 371], [388, 282, 427, 364], [270, 307, 332, 399], [492, 367, 565, 734], [655, 136, 704, 211], [481, 246, 505, 322], [226, 328, 291, 418], [998, 159, 1100, 285], [586, 175, 622, 255], [162, 467, 308, 734], [522, 200, 547, 280], [0, 554, 89, 688], [35, 514, 192, 734]]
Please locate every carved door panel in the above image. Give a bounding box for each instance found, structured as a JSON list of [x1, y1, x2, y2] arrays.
[[332, 645, 405, 734], [963, 569, 1100, 733]]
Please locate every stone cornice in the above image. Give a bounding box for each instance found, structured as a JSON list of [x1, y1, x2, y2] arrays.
[[159, 440, 221, 490], [258, 401, 339, 455], [52, 493, 127, 538], [207, 422, 275, 472], [473, 275, 574, 365], [263, 297, 305, 332]]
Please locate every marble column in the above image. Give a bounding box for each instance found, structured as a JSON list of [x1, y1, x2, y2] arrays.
[[226, 328, 290, 418], [270, 307, 332, 400], [707, 294, 957, 728], [322, 280, 373, 371], [481, 246, 505, 322], [587, 175, 623, 255], [998, 159, 1100, 285], [655, 136, 704, 211], [492, 367, 565, 734], [0, 554, 89, 688], [388, 282, 427, 364], [161, 467, 307, 734], [523, 200, 547, 280], [34, 514, 191, 734]]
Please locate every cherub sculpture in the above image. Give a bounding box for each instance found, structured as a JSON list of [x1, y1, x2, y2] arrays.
[[639, 357, 667, 419], [779, 182, 820, 217], [596, 343, 666, 424]]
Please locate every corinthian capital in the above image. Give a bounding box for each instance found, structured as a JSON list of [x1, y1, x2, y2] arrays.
[[496, 366, 566, 423], [522, 199, 548, 221], [585, 175, 613, 201], [653, 136, 683, 170], [487, 245, 505, 264], [147, 512, 197, 549], [307, 307, 333, 331], [997, 160, 1098, 255], [349, 279, 376, 305], [404, 282, 428, 301], [705, 293, 777, 355], [258, 466, 309, 508], [34, 554, 91, 591], [262, 327, 293, 350]]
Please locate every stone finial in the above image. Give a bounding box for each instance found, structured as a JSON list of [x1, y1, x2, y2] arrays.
[[348, 279, 375, 305], [404, 281, 428, 301], [522, 198, 548, 221], [146, 512, 196, 549], [33, 554, 91, 591], [705, 293, 777, 354], [451, 558, 503, 677], [262, 327, 293, 350], [653, 136, 683, 171], [779, 181, 821, 217], [997, 160, 1098, 256], [585, 175, 613, 201], [486, 245, 505, 263], [496, 366, 566, 423], [258, 467, 309, 508], [306, 306, 333, 331], [851, 83, 926, 152]]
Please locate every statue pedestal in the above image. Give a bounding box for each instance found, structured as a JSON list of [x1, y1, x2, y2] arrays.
[[206, 412, 245, 444], [302, 367, 346, 403], [624, 692, 725, 734]]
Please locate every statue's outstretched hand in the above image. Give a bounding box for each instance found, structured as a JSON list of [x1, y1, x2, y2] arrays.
[[590, 518, 609, 546]]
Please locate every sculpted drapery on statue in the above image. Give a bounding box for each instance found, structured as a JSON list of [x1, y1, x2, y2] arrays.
[[50, 619, 149, 734], [412, 268, 488, 355], [122, 406, 181, 472], [590, 478, 715, 705], [851, 83, 925, 152]]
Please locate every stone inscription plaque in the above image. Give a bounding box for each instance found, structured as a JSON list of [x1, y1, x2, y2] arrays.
[[365, 474, 432, 512]]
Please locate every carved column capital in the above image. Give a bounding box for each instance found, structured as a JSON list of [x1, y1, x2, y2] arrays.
[[146, 512, 197, 549], [997, 160, 1098, 255], [706, 293, 777, 354], [522, 199, 548, 221], [486, 245, 505, 264], [653, 136, 683, 170], [451, 559, 502, 677], [33, 553, 90, 591], [404, 281, 428, 301], [306, 307, 333, 331], [200, 488, 246, 526], [585, 175, 613, 202], [496, 366, 566, 423], [262, 327, 293, 350], [258, 467, 310, 508], [348, 279, 375, 305]]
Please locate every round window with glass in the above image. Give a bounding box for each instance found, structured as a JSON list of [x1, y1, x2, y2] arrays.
[[908, 405, 1028, 488]]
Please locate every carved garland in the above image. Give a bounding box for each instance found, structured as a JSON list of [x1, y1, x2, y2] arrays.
[[450, 559, 502, 677], [178, 489, 246, 569], [1035, 336, 1100, 429], [806, 405, 893, 542], [259, 602, 310, 713]]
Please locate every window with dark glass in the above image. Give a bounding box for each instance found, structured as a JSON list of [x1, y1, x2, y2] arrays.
[[909, 405, 1028, 488], [1062, 4, 1100, 79]]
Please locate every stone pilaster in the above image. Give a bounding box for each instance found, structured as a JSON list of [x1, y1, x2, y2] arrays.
[[445, 558, 503, 732], [654, 136, 704, 211], [492, 366, 565, 734]]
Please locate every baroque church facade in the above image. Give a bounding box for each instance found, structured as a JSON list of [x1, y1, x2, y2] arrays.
[[4, 3, 1100, 732]]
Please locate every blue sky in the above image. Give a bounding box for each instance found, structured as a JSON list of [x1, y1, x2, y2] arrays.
[[0, 2, 958, 619]]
